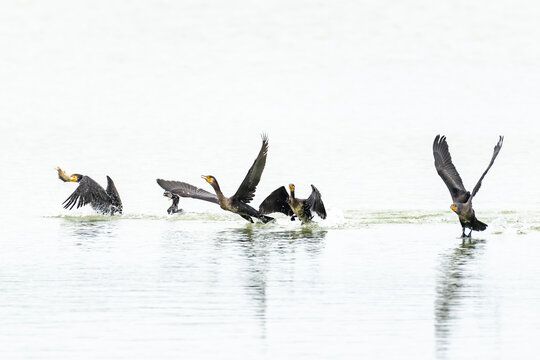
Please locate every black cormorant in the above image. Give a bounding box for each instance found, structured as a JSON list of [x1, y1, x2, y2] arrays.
[[57, 167, 122, 215], [163, 191, 182, 214], [433, 135, 503, 237], [156, 179, 219, 214], [259, 184, 326, 223], [201, 134, 274, 223]]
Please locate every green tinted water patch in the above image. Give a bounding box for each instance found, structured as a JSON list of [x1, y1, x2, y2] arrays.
[[45, 214, 119, 222], [45, 210, 540, 233], [45, 212, 254, 222], [344, 210, 455, 225]]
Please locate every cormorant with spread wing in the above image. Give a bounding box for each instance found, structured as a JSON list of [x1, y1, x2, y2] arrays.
[[433, 135, 503, 237], [259, 184, 326, 223], [57, 167, 122, 215], [201, 134, 274, 223], [156, 179, 219, 214]]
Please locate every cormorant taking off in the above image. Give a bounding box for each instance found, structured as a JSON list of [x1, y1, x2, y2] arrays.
[[57, 167, 122, 215], [156, 179, 219, 214], [164, 191, 182, 214], [201, 134, 274, 223], [259, 184, 327, 223], [433, 135, 504, 238]]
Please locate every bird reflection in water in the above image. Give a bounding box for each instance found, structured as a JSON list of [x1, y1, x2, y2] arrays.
[[60, 217, 118, 244], [435, 238, 485, 357], [216, 226, 327, 340]]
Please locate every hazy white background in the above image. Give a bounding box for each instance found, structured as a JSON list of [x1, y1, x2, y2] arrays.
[[1, 0, 539, 218]]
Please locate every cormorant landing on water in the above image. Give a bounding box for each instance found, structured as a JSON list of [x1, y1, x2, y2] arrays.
[[433, 135, 503, 238], [57, 167, 122, 215], [156, 179, 219, 214], [259, 184, 327, 223], [201, 134, 274, 223]]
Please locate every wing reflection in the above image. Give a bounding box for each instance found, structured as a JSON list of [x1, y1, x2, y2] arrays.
[[215, 226, 327, 340], [435, 238, 485, 357], [60, 217, 118, 242]]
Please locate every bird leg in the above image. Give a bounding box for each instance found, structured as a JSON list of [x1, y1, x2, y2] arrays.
[[461, 228, 467, 238], [467, 229, 473, 238], [290, 215, 297, 221]]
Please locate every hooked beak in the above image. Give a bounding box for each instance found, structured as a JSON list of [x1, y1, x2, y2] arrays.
[[201, 175, 212, 183], [289, 184, 295, 192], [450, 204, 457, 212]]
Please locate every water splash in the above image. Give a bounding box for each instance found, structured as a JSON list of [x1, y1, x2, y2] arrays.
[[44, 209, 540, 234]]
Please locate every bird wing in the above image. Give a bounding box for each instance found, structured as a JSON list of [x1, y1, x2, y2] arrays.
[[258, 186, 294, 216], [470, 136, 504, 198], [106, 176, 123, 212], [433, 135, 470, 203], [156, 179, 219, 204], [62, 176, 110, 210], [231, 134, 269, 204], [306, 184, 327, 219]]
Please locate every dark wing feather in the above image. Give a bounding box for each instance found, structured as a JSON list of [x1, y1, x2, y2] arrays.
[[305, 184, 327, 219], [62, 176, 110, 211], [258, 186, 294, 216], [470, 136, 504, 198], [106, 176, 123, 213], [433, 135, 469, 203], [157, 179, 219, 204], [231, 134, 269, 204]]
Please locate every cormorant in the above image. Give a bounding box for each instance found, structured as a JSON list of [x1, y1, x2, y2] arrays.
[[201, 134, 274, 223], [57, 167, 122, 215], [433, 135, 503, 237], [259, 184, 327, 223], [164, 191, 182, 214], [156, 179, 219, 214]]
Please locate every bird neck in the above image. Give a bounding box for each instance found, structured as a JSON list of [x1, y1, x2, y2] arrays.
[[210, 179, 225, 199], [290, 189, 295, 200]]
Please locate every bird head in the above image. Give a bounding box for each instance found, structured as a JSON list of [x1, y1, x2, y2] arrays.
[[450, 204, 458, 213], [163, 191, 174, 200], [69, 174, 83, 182], [202, 175, 216, 184], [289, 184, 295, 192]]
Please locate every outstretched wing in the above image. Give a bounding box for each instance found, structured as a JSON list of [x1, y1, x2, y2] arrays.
[[63, 176, 110, 210], [470, 136, 504, 198], [259, 186, 293, 216], [232, 134, 269, 204], [306, 184, 327, 219], [433, 135, 470, 203], [106, 176, 123, 213], [157, 179, 219, 204]]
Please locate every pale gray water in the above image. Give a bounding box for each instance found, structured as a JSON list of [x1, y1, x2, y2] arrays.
[[2, 214, 540, 359], [2, 1, 540, 359]]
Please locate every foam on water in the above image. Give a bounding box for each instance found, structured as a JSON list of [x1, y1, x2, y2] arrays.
[[44, 209, 540, 234]]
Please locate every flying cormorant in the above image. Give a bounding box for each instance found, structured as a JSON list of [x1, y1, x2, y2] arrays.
[[201, 134, 274, 223], [156, 179, 219, 214], [433, 135, 503, 237], [259, 184, 327, 223], [57, 167, 122, 215]]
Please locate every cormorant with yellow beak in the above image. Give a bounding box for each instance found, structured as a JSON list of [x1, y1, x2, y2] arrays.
[[259, 184, 326, 223], [433, 135, 503, 237], [57, 167, 122, 215], [201, 134, 274, 223]]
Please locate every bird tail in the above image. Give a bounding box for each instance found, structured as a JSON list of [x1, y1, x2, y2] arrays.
[[472, 218, 488, 231]]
